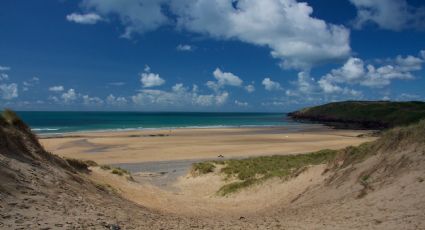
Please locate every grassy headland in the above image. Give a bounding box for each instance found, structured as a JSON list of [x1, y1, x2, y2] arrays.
[[288, 101, 425, 129]]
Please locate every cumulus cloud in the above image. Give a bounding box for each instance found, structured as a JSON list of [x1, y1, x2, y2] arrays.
[[0, 73, 9, 81], [0, 66, 10, 71], [49, 85, 64, 92], [23, 77, 39, 91], [172, 0, 350, 69], [262, 78, 282, 91], [140, 72, 165, 88], [66, 13, 103, 24], [394, 55, 424, 71], [108, 82, 126, 86], [176, 44, 193, 51], [234, 100, 248, 107], [0, 83, 18, 100], [213, 68, 243, 87], [350, 0, 425, 31], [0, 68, 18, 100], [80, 0, 169, 37], [82, 95, 104, 105], [61, 89, 78, 103], [245, 84, 255, 93], [318, 54, 421, 91], [207, 68, 243, 91], [132, 83, 229, 107], [106, 94, 127, 106], [76, 0, 350, 69], [421, 50, 425, 59]]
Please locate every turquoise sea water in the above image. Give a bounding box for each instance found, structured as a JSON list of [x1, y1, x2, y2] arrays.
[[16, 112, 299, 134]]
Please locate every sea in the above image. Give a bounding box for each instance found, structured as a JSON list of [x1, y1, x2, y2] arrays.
[[16, 111, 302, 134]]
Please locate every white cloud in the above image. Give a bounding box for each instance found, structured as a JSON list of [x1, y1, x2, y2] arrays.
[[296, 71, 316, 94], [207, 68, 243, 91], [132, 83, 229, 107], [108, 82, 126, 86], [0, 73, 9, 81], [172, 0, 350, 69], [77, 0, 350, 69], [61, 89, 78, 103], [0, 66, 10, 71], [213, 68, 243, 87], [206, 81, 219, 92], [48, 96, 59, 103], [66, 13, 103, 25], [245, 84, 255, 93], [234, 100, 248, 107], [83, 95, 104, 105], [81, 0, 169, 38], [106, 94, 127, 106], [193, 94, 215, 106], [140, 72, 165, 88], [23, 77, 40, 91], [395, 55, 423, 71], [215, 91, 229, 105], [206, 68, 243, 91], [144, 65, 151, 72], [350, 0, 425, 31], [262, 78, 282, 91], [397, 93, 422, 101], [49, 85, 64, 92], [176, 44, 193, 51], [382, 96, 391, 101], [0, 83, 18, 100], [421, 50, 425, 59], [318, 55, 420, 90]]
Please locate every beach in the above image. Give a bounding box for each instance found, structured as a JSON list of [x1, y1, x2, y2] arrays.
[[40, 125, 375, 165], [37, 124, 377, 218]]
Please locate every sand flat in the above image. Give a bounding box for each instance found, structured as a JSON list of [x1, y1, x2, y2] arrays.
[[40, 125, 376, 165]]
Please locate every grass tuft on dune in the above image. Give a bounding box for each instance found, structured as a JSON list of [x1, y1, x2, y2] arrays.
[[192, 162, 216, 175], [192, 149, 338, 196]]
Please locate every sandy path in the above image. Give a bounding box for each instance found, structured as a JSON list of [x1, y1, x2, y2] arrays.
[[40, 125, 376, 165]]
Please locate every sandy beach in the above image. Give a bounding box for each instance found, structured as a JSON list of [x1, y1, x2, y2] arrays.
[[40, 125, 376, 165]]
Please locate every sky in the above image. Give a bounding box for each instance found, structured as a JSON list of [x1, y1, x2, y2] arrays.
[[0, 0, 424, 112]]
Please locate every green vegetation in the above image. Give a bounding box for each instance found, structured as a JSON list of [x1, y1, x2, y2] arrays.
[[193, 149, 338, 196], [289, 101, 425, 129], [1, 109, 21, 125], [65, 158, 98, 172], [100, 165, 130, 176], [65, 158, 90, 171], [111, 168, 129, 176], [192, 162, 216, 175], [100, 165, 111, 170]]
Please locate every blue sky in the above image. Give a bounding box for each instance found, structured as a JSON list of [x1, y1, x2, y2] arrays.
[[0, 0, 424, 112]]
